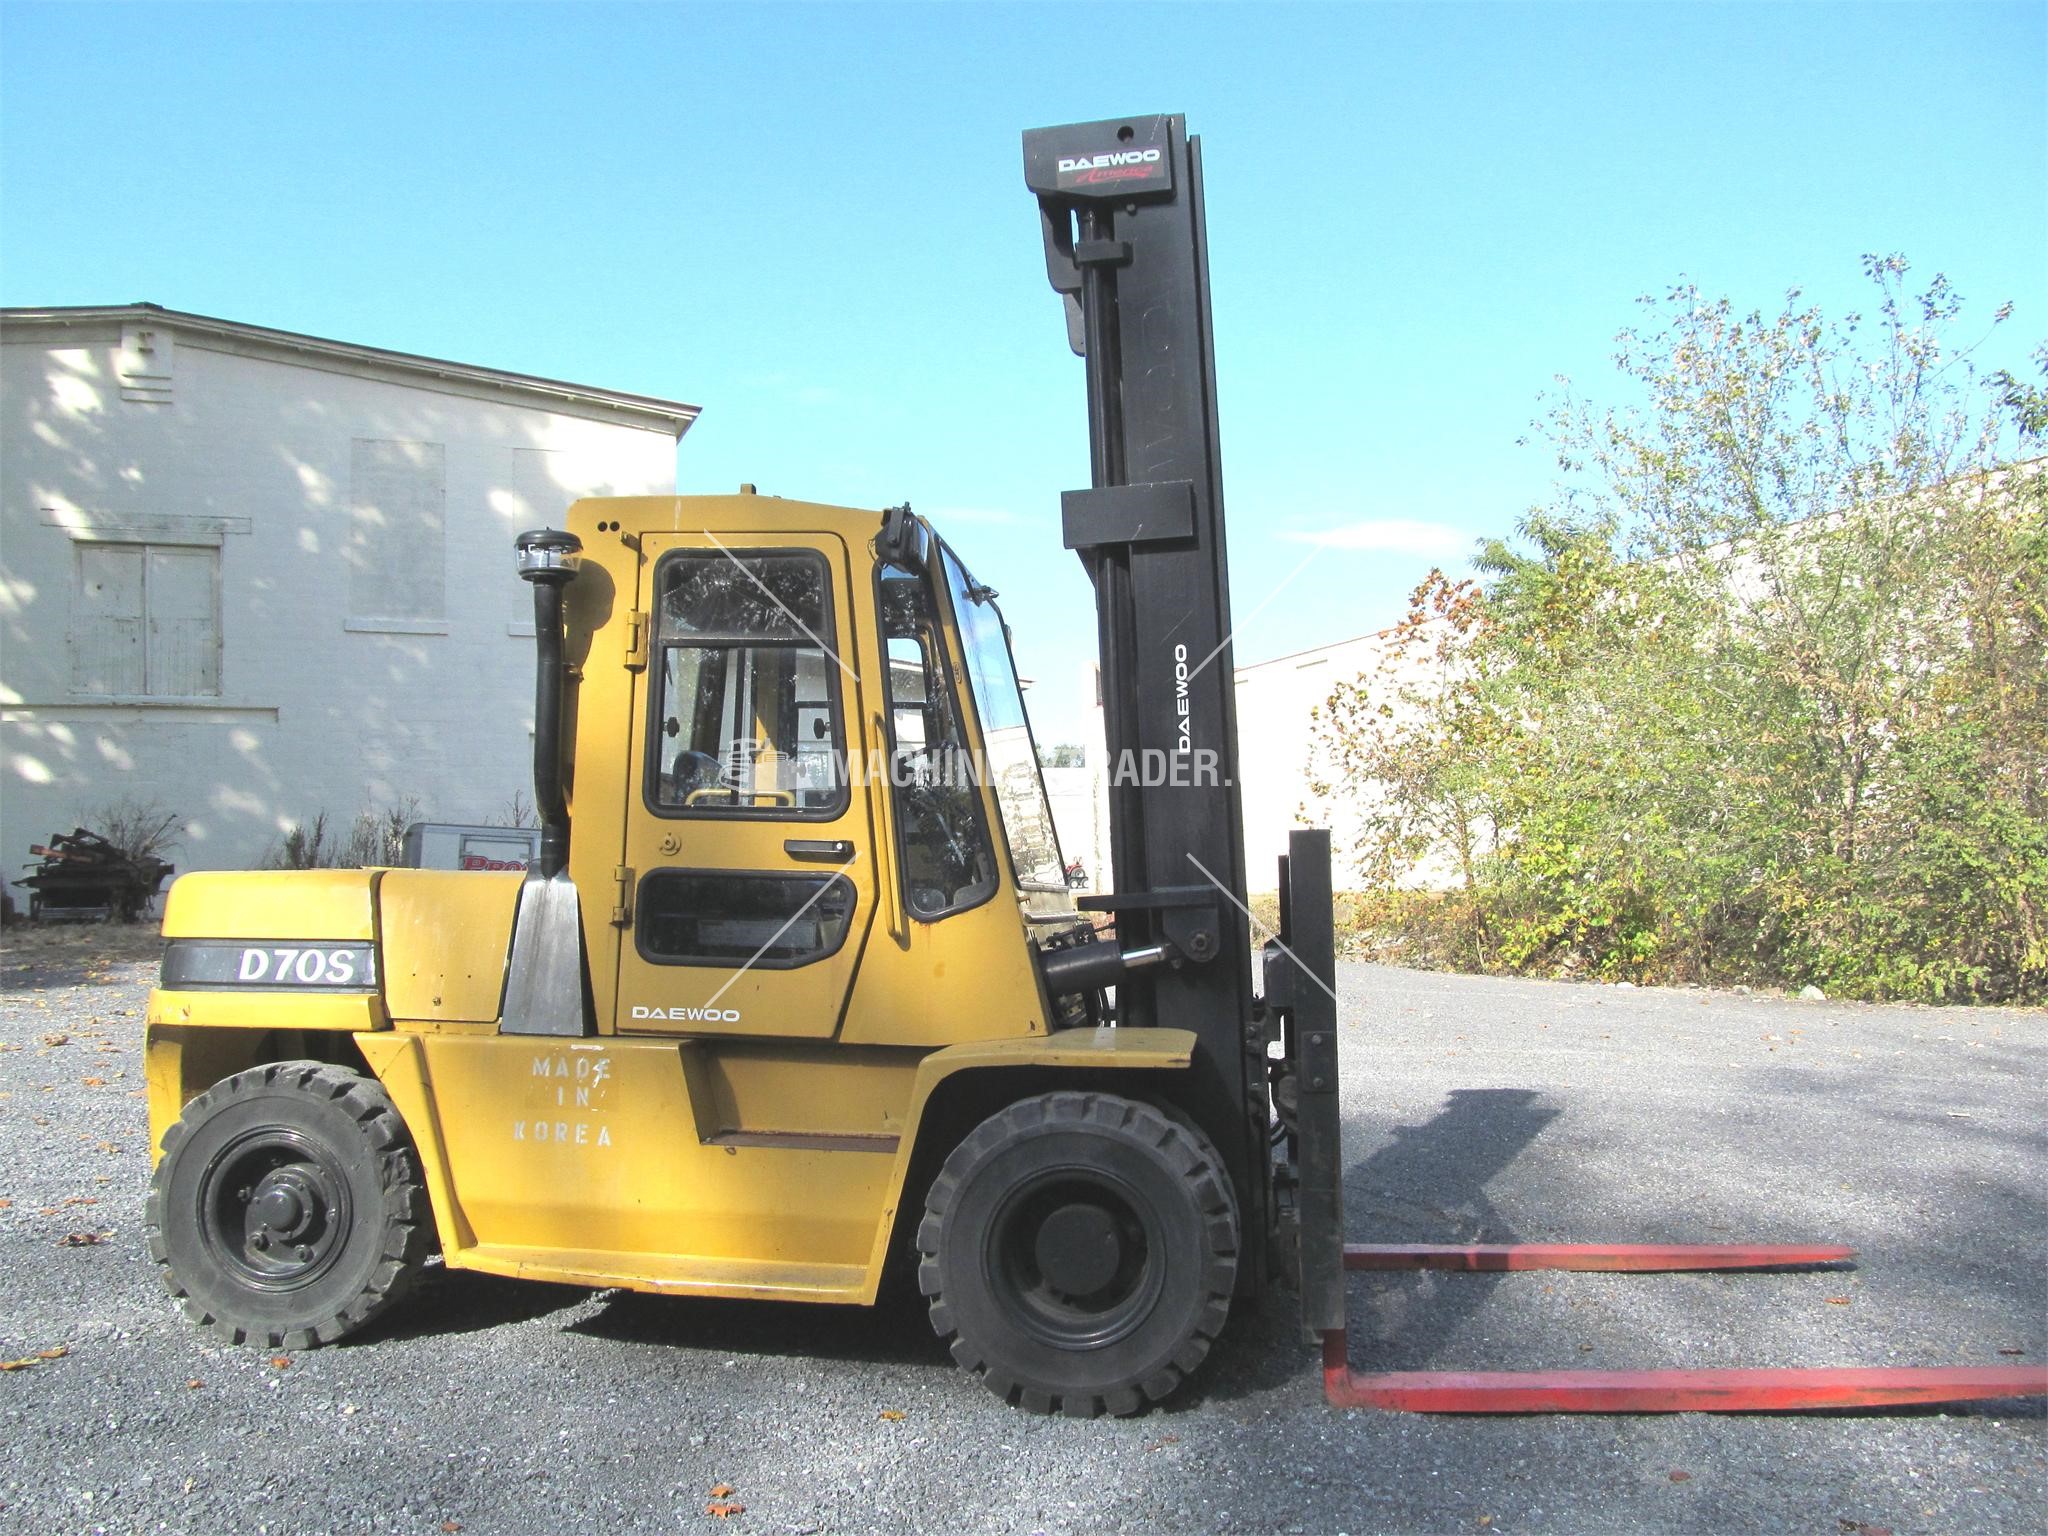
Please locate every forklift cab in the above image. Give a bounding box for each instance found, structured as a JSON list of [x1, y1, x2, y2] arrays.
[[586, 498, 1082, 1049]]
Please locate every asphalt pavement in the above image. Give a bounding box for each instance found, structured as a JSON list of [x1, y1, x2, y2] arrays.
[[2, 928, 2042, 1535]]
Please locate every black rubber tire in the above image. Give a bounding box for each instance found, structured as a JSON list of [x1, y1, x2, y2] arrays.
[[144, 1060, 430, 1349], [917, 1091, 1238, 1418]]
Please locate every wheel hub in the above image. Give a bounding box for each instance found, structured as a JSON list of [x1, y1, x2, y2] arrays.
[[247, 1167, 322, 1245], [1034, 1202, 1122, 1297], [987, 1169, 1166, 1351], [199, 1128, 353, 1291]]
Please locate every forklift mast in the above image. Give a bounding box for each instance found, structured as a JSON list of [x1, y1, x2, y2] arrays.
[[1023, 115, 1277, 1284], [1018, 121, 2044, 1417]]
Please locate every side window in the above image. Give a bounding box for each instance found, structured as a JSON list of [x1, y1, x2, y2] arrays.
[[878, 563, 997, 919], [649, 549, 846, 816], [637, 870, 856, 969]]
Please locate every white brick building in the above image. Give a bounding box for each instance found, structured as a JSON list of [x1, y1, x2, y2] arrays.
[[1, 304, 695, 875], [1057, 623, 1446, 898], [1232, 630, 1401, 891]]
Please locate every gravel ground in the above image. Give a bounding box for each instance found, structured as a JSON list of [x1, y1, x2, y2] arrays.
[[2, 926, 2042, 1536]]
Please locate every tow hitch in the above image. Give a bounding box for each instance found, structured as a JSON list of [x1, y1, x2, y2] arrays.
[[1270, 830, 2048, 1416]]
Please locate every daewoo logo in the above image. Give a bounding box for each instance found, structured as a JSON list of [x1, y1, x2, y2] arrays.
[[1173, 642, 1192, 755], [631, 1004, 742, 1023], [1057, 149, 1163, 174]]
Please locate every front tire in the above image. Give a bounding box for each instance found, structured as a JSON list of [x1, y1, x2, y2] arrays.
[[918, 1092, 1238, 1417], [145, 1061, 430, 1349]]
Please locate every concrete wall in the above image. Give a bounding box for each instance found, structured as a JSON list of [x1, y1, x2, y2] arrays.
[[1231, 628, 1463, 892], [1066, 626, 1453, 898], [1041, 763, 1101, 890], [1232, 633, 1391, 892], [1, 318, 679, 875]]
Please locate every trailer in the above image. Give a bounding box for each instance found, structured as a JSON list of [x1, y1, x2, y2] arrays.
[[399, 822, 542, 873]]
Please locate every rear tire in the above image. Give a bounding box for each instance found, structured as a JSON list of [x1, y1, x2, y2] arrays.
[[145, 1061, 429, 1349], [918, 1091, 1238, 1417]]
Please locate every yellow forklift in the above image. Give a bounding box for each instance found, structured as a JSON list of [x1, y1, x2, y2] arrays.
[[142, 116, 2044, 1418]]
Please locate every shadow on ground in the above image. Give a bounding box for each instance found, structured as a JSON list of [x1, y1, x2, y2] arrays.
[[1180, 1088, 1563, 1407], [353, 1265, 593, 1345], [0, 919, 162, 992], [1336, 1087, 1556, 1369], [567, 1279, 953, 1370]]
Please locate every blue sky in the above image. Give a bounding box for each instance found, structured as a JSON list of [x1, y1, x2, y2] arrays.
[[4, 2, 2042, 744]]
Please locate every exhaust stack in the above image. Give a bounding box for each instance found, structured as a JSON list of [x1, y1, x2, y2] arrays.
[[515, 528, 581, 878], [502, 528, 588, 1037]]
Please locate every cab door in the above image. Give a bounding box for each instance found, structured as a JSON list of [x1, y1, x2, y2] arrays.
[[614, 533, 874, 1039]]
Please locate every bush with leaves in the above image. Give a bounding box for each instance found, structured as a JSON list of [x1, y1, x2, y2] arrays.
[[1310, 257, 2047, 1002]]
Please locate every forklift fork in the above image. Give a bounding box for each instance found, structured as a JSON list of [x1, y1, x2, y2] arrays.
[[1273, 830, 2048, 1416]]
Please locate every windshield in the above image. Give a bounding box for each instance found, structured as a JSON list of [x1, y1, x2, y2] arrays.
[[940, 546, 1069, 894]]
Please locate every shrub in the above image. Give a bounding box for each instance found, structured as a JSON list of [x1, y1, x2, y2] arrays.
[[87, 796, 183, 865], [263, 796, 422, 870], [1311, 257, 2048, 1003]]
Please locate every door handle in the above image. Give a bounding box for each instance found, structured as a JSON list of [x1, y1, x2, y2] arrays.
[[784, 839, 854, 861]]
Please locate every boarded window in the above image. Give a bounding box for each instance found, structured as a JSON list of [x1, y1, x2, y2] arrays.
[[71, 543, 220, 697], [348, 439, 445, 620]]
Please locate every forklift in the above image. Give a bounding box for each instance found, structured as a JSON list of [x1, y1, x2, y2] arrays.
[[142, 115, 2043, 1417]]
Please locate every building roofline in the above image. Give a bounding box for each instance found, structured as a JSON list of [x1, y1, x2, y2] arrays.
[[1234, 454, 2048, 675], [0, 302, 701, 437]]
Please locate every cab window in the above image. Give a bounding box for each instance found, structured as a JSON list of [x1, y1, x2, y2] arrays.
[[649, 549, 846, 817], [636, 870, 856, 968], [941, 546, 1068, 893], [878, 562, 996, 918]]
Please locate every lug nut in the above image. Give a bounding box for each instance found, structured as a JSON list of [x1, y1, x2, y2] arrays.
[[251, 1233, 269, 1251], [296, 1245, 313, 1262]]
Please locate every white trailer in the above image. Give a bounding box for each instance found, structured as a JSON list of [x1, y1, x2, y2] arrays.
[[399, 822, 541, 872]]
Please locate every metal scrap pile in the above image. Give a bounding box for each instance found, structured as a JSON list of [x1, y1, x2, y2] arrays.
[[14, 828, 174, 922]]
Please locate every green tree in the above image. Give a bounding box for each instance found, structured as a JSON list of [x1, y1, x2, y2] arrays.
[[1306, 570, 1498, 893], [1313, 257, 2047, 1001]]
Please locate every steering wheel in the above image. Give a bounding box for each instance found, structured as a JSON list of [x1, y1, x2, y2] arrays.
[[668, 749, 723, 803]]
